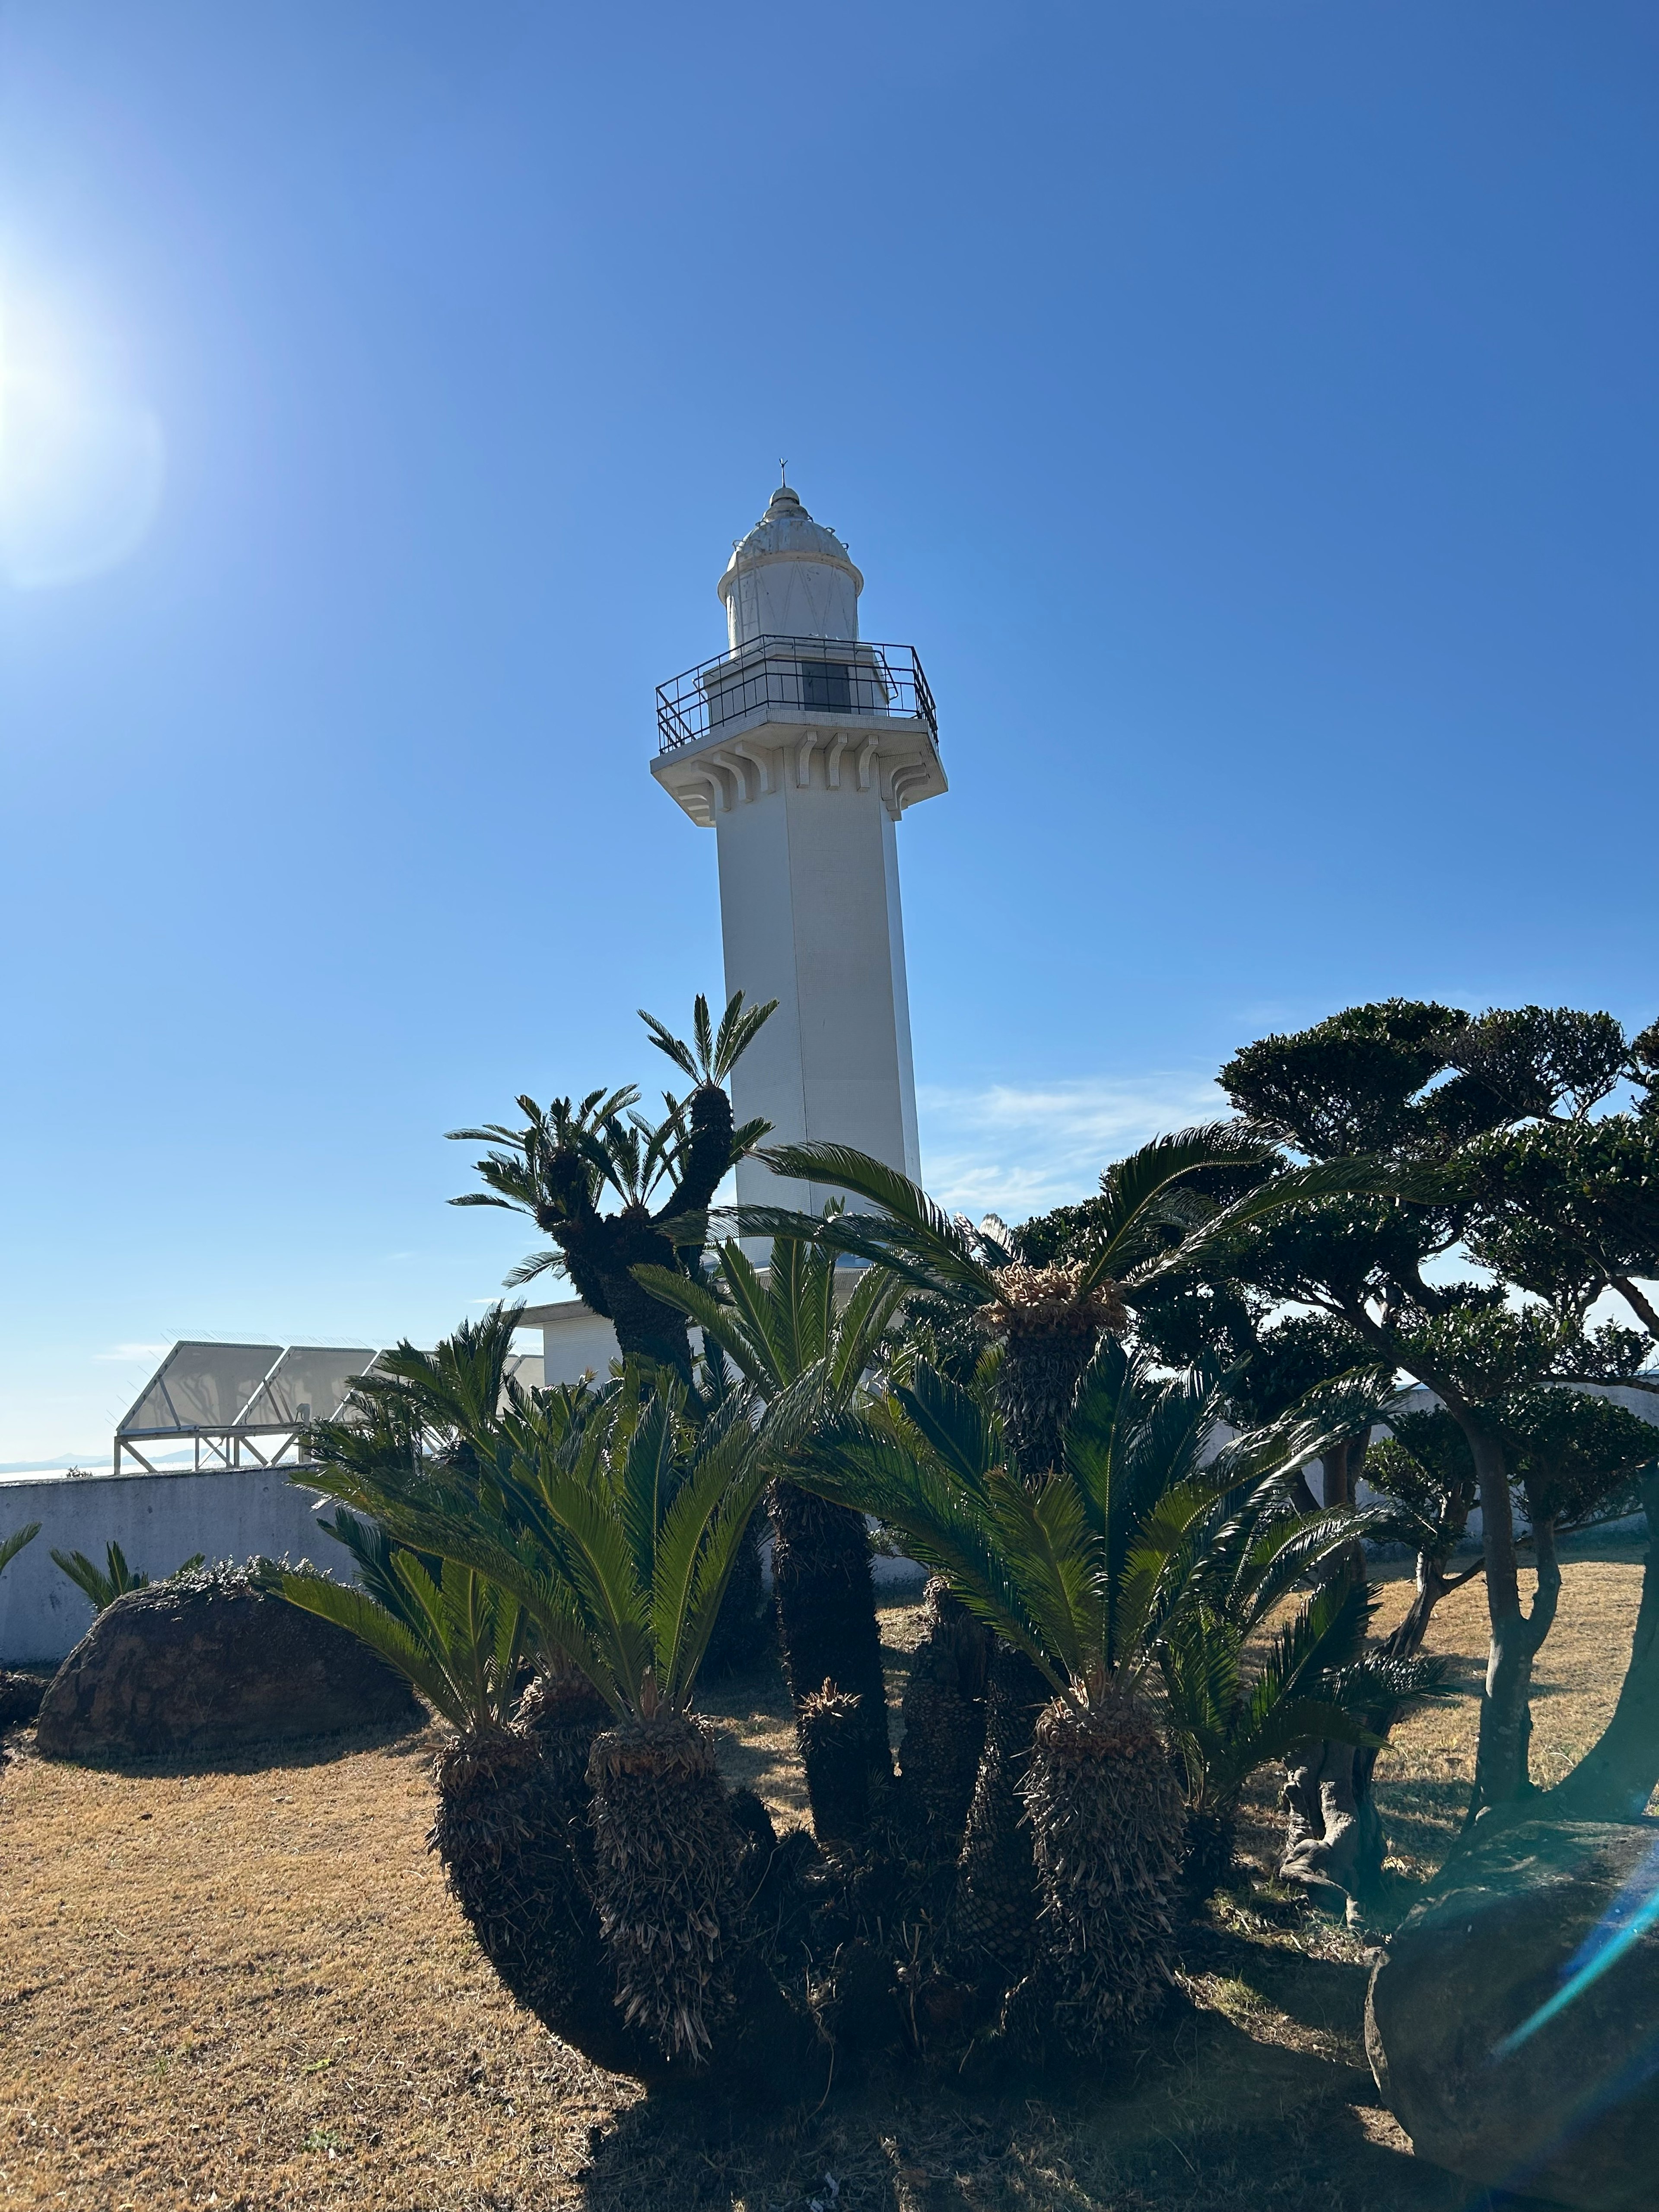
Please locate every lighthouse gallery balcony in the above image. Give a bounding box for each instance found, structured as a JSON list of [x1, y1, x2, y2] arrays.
[[655, 634, 938, 753]]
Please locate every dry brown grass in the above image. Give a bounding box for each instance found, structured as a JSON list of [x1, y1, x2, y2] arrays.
[[0, 1559, 1643, 2212]]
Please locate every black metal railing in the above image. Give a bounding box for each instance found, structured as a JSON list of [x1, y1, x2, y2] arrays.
[[656, 636, 937, 753]]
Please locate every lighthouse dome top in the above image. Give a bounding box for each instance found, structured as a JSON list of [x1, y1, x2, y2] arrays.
[[718, 482, 864, 648]]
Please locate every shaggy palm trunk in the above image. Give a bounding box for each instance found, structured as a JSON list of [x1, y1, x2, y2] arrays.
[[1181, 1804, 1238, 1901], [990, 1274, 1120, 1479], [770, 1479, 893, 1847], [1014, 1690, 1183, 2056], [588, 1713, 744, 2064], [431, 1713, 655, 2080], [535, 1081, 739, 1388], [586, 1711, 820, 2100], [702, 1516, 773, 1675], [949, 1643, 1049, 1989], [998, 1323, 1096, 1479], [894, 1580, 990, 1867]]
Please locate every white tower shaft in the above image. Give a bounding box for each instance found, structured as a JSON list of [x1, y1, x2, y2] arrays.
[[652, 484, 945, 1214]]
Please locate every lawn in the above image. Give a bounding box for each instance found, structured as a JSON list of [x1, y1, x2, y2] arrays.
[[0, 1549, 1644, 2212]]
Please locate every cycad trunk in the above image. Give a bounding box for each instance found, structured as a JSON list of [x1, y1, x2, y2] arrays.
[[994, 1305, 1112, 1477], [1180, 1804, 1238, 1901], [894, 1580, 989, 1867], [702, 1516, 773, 1675], [949, 1642, 1048, 1989], [986, 1266, 1123, 1478], [588, 1713, 743, 2064], [769, 1479, 893, 1847], [431, 1712, 655, 2081], [1014, 1691, 1183, 2056], [586, 1711, 821, 2101], [535, 1081, 737, 1387]]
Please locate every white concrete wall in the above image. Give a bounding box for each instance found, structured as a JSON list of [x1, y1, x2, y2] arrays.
[[523, 1302, 622, 1387], [0, 1467, 341, 1666], [882, 804, 922, 1182], [720, 756, 919, 1218]]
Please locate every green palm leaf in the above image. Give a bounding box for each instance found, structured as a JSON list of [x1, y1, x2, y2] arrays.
[[0, 1522, 40, 1579]]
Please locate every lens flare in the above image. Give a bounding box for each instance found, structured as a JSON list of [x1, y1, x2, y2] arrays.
[[1493, 1836, 1659, 2059], [0, 276, 164, 589]]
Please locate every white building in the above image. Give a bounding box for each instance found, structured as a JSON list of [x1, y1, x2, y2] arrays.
[[532, 479, 946, 1381]]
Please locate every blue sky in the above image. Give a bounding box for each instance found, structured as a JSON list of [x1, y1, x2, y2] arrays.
[[1, 1, 1654, 1461]]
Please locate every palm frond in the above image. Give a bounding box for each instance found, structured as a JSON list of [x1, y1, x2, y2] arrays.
[[892, 1366, 1003, 1491], [791, 1416, 1065, 1691], [1128, 1155, 1391, 1291], [1076, 1124, 1271, 1294], [747, 1144, 1004, 1303], [633, 1261, 770, 1387], [712, 991, 776, 1080], [277, 1567, 483, 1734], [0, 1522, 40, 1578]]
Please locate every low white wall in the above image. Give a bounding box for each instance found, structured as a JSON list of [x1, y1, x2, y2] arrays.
[[0, 1466, 341, 1666], [523, 1302, 622, 1386]]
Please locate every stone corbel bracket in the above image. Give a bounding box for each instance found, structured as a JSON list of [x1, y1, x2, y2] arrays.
[[653, 709, 947, 826]]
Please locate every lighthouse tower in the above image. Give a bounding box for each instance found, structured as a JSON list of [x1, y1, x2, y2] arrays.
[[652, 482, 947, 1213]]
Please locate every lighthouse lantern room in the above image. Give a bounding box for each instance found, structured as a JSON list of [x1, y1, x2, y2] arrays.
[[652, 482, 946, 1216]]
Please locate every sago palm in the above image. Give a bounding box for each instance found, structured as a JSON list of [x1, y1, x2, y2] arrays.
[[636, 1224, 909, 1847], [737, 1128, 1373, 1478], [448, 992, 775, 1381], [279, 1505, 533, 1737], [288, 1311, 654, 2077], [793, 1344, 1379, 2048], [307, 1341, 807, 2085], [1161, 1578, 1376, 1896]]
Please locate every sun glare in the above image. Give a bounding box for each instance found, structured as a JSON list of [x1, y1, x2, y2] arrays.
[[0, 275, 164, 590]]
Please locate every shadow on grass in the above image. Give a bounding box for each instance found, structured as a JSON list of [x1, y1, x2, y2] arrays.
[[1181, 1921, 1373, 2043], [575, 1994, 1510, 2212], [23, 1710, 437, 1781], [1376, 1776, 1474, 1866]]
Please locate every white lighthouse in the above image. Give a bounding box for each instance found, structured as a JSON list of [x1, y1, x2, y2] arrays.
[[652, 481, 947, 1214]]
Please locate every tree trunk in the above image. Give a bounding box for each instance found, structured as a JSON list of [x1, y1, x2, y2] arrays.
[[1278, 1738, 1380, 1913], [893, 1580, 990, 1868], [1382, 1552, 1464, 1669], [949, 1642, 1048, 1990], [1009, 1691, 1183, 2057], [769, 1479, 893, 1849], [585, 1711, 820, 2100], [1547, 1468, 1659, 1820], [431, 1714, 662, 2082], [1458, 1412, 1560, 1815]]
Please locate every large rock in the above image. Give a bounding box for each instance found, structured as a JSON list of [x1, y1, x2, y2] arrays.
[[1366, 1816, 1659, 2210], [35, 1567, 423, 1762]]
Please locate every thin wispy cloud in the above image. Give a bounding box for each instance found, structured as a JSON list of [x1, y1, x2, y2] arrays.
[[918, 1074, 1228, 1220], [95, 1342, 172, 1363]]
